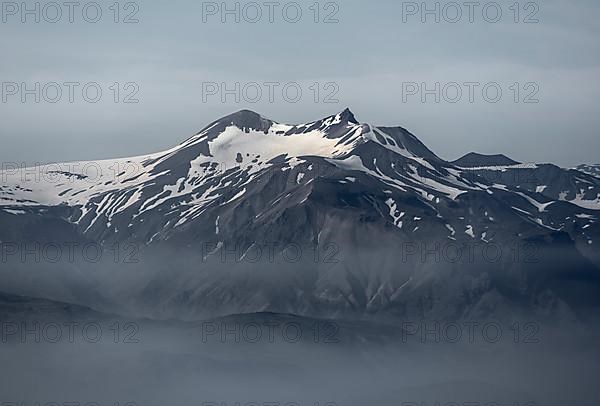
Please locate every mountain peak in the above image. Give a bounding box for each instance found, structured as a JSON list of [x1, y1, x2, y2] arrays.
[[219, 109, 273, 129], [337, 107, 358, 124], [193, 109, 275, 137], [452, 152, 520, 168]]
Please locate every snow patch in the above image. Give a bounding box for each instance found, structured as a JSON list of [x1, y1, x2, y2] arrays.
[[385, 198, 405, 229], [465, 225, 475, 238]]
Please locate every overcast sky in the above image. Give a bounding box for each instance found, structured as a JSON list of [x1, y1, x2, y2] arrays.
[[1, 0, 599, 167]]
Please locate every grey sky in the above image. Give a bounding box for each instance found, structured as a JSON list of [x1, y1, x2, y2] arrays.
[[1, 0, 599, 167]]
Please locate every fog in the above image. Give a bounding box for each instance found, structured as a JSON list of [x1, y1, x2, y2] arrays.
[[1, 294, 599, 406]]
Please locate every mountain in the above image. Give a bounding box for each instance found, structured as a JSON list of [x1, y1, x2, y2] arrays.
[[576, 164, 600, 178], [1, 109, 599, 323], [452, 152, 520, 167]]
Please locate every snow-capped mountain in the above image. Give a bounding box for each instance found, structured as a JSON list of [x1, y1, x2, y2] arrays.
[[1, 109, 599, 322], [576, 164, 600, 178]]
